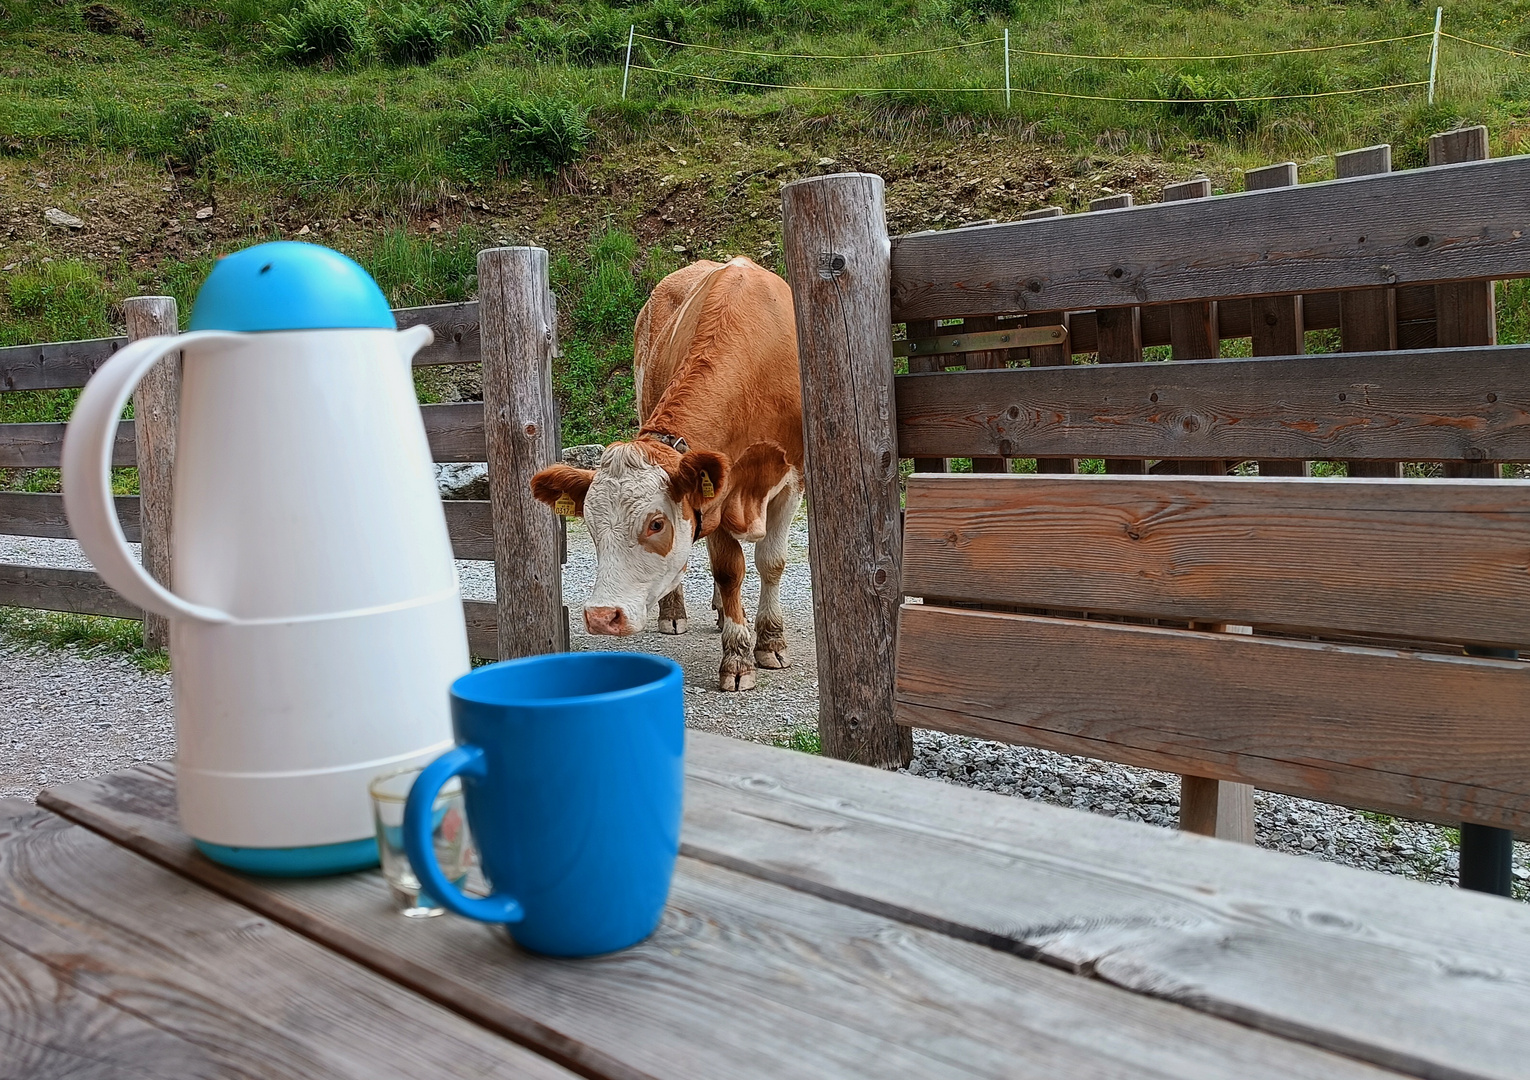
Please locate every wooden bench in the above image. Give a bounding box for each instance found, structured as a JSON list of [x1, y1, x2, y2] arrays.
[[779, 125, 1530, 893], [897, 470, 1530, 891]]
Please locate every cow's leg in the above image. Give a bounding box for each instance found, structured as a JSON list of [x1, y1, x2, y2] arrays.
[[753, 484, 800, 669], [711, 581, 724, 630], [657, 583, 688, 635], [708, 530, 756, 692]]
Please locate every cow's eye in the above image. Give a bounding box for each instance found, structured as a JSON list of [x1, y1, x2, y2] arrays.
[[648, 518, 665, 533]]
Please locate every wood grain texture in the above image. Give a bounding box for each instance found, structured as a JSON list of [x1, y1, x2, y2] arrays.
[[1242, 165, 1308, 477], [888, 155, 1530, 320], [901, 473, 1530, 647], [893, 345, 1530, 463], [0, 491, 139, 541], [1179, 774, 1256, 842], [1334, 145, 1403, 478], [1088, 199, 1146, 474], [40, 764, 1407, 1080], [122, 296, 179, 651], [396, 301, 483, 367], [463, 597, 498, 659], [0, 420, 136, 469], [478, 247, 563, 660], [895, 603, 1530, 833], [903, 319, 947, 474], [443, 499, 494, 561], [676, 732, 1530, 1080], [782, 173, 910, 767], [0, 563, 139, 618], [0, 802, 575, 1080], [1430, 129, 1500, 481], [0, 336, 125, 392], [422, 402, 488, 462], [1161, 179, 1226, 476]]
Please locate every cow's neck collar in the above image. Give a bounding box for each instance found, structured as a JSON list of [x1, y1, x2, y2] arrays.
[[640, 429, 690, 455]]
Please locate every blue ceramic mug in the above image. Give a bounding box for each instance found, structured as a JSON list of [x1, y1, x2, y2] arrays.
[[404, 651, 684, 957]]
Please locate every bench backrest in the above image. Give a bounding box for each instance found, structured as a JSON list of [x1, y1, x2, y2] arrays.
[[897, 472, 1530, 834]]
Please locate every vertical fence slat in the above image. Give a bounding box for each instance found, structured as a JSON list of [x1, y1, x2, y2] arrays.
[[960, 316, 1010, 474], [122, 296, 179, 650], [783, 173, 910, 768], [1244, 163, 1309, 479], [1090, 194, 1145, 476], [1334, 145, 1403, 481], [1161, 179, 1227, 477], [478, 247, 563, 660], [905, 319, 947, 475], [1156, 180, 1254, 841]]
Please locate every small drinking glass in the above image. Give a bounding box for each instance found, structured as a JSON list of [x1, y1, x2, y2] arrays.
[[369, 766, 470, 918]]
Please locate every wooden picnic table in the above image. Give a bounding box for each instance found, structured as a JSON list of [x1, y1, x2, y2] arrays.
[[4, 730, 1529, 1080]]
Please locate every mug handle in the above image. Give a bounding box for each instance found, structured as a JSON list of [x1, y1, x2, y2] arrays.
[[404, 745, 524, 923]]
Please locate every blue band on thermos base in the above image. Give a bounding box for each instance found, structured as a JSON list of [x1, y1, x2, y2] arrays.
[[194, 836, 380, 877]]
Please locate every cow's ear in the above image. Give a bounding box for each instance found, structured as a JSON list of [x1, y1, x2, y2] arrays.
[[531, 464, 595, 517], [671, 450, 727, 506]]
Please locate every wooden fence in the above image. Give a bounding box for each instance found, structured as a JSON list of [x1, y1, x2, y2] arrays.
[[0, 247, 566, 662], [781, 126, 1530, 803]]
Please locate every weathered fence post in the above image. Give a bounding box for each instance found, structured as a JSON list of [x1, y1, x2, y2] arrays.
[[478, 247, 563, 660], [122, 296, 179, 652], [1088, 194, 1145, 477], [781, 173, 911, 769]]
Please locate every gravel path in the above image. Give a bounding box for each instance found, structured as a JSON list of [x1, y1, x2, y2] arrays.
[[4, 523, 1527, 898]]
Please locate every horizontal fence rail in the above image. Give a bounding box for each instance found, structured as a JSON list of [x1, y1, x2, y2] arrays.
[[0, 302, 487, 393], [902, 473, 1530, 649], [889, 155, 1530, 320], [895, 344, 1530, 463], [895, 604, 1530, 834]]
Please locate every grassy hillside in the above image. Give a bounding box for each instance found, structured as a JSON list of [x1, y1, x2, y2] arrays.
[[2, 0, 1528, 482]]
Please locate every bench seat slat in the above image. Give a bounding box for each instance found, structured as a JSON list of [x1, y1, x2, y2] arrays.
[[895, 603, 1530, 834], [902, 473, 1530, 649]]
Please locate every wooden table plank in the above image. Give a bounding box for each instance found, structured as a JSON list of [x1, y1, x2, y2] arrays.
[[0, 799, 575, 1080], [678, 734, 1530, 1080], [39, 764, 1399, 1080]]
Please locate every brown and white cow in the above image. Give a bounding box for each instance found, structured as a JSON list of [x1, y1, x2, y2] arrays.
[[530, 256, 803, 691]]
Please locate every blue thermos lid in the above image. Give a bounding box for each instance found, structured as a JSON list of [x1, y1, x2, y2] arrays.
[[188, 241, 396, 333]]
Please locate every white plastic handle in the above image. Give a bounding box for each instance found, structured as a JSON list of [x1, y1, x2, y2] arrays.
[[62, 332, 241, 624]]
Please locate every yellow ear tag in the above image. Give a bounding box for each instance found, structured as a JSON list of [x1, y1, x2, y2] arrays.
[[554, 493, 577, 517], [700, 474, 715, 499]]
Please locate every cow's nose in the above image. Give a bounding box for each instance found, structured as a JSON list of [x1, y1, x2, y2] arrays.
[[584, 606, 630, 636]]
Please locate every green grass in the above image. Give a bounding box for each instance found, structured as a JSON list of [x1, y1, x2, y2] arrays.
[[774, 724, 823, 755], [0, 607, 170, 672]]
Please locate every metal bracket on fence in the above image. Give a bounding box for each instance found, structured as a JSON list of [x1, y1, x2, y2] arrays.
[[894, 324, 1068, 359]]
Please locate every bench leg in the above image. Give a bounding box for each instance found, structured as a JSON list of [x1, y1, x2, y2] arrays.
[[1459, 825, 1515, 896], [1179, 777, 1256, 843], [1458, 646, 1517, 896]]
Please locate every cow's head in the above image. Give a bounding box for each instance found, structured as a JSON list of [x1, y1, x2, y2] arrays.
[[531, 441, 726, 636]]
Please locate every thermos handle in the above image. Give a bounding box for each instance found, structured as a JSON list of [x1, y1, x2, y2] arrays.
[[62, 332, 240, 625], [404, 745, 525, 924]]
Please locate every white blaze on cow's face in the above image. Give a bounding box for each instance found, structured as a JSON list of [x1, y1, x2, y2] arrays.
[[531, 442, 725, 638]]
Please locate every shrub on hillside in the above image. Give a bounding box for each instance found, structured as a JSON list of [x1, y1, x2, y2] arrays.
[[1157, 71, 1265, 137], [377, 3, 452, 65], [708, 0, 766, 30], [640, 0, 689, 42], [459, 93, 592, 176], [954, 0, 1014, 17], [268, 0, 369, 64], [452, 0, 509, 49], [514, 15, 567, 60]]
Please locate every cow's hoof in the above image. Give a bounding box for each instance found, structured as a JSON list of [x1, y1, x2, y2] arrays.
[[754, 645, 790, 669], [658, 618, 688, 635], [718, 660, 757, 692]]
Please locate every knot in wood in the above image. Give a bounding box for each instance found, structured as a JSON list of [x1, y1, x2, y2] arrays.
[[1125, 524, 1142, 541], [524, 422, 538, 437], [1006, 406, 1021, 420], [816, 252, 847, 280], [874, 568, 888, 586]]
